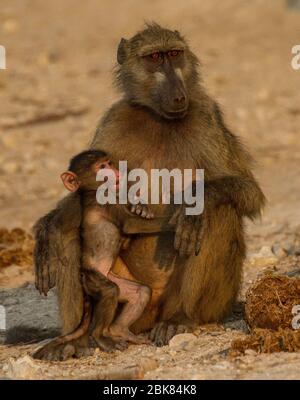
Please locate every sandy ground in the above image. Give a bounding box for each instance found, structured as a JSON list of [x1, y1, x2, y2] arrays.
[[0, 0, 300, 379]]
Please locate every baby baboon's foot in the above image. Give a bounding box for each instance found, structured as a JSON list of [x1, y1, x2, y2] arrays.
[[108, 325, 151, 345], [149, 322, 192, 347], [92, 335, 128, 352], [33, 339, 93, 361]]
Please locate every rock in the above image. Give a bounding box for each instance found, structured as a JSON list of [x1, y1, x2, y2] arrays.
[[224, 319, 249, 334], [7, 356, 41, 379], [168, 333, 197, 350], [244, 349, 257, 356], [248, 246, 278, 266], [283, 243, 300, 256], [139, 358, 159, 373], [271, 243, 287, 258]]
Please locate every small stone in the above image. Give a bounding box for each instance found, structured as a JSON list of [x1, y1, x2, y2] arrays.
[[244, 349, 257, 356], [94, 355, 102, 365], [271, 243, 287, 258], [168, 333, 197, 350], [139, 358, 159, 372], [7, 356, 41, 379], [248, 246, 278, 266], [209, 331, 222, 336], [224, 319, 249, 334], [282, 241, 300, 256]]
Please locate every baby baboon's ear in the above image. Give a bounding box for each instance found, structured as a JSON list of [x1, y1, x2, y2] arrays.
[[61, 171, 80, 192], [117, 38, 128, 64]]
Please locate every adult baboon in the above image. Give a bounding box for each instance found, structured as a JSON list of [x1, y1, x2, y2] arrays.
[[34, 23, 265, 359]]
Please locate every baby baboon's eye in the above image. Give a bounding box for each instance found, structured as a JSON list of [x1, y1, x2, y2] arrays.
[[100, 164, 106, 169]]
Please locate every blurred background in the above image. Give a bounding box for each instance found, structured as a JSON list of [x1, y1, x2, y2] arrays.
[[0, 1, 300, 380], [0, 0, 299, 286]]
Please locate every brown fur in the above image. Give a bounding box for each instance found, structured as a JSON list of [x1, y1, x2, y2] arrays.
[[34, 23, 265, 356]]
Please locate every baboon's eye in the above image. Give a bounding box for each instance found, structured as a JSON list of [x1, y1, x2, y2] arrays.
[[168, 50, 180, 57], [149, 52, 161, 61]]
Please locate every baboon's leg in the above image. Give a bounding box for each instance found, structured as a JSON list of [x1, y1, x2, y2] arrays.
[[41, 228, 91, 360], [33, 296, 92, 361], [150, 205, 245, 346], [56, 230, 84, 335]]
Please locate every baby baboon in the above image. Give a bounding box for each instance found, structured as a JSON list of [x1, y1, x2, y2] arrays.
[[34, 150, 153, 359], [62, 150, 152, 345], [34, 23, 266, 359]]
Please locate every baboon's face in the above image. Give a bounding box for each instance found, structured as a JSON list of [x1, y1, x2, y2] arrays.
[[139, 49, 188, 119], [116, 26, 199, 120]]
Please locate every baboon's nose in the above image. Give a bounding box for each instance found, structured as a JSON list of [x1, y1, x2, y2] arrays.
[[173, 94, 186, 108]]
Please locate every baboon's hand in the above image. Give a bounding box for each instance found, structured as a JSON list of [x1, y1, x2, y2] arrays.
[[174, 207, 203, 257], [130, 204, 154, 219], [33, 220, 57, 296], [34, 252, 57, 296]]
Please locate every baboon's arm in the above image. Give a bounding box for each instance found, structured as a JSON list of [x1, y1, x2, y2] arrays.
[[174, 103, 266, 257], [33, 193, 82, 295], [205, 175, 265, 219], [209, 102, 266, 217]]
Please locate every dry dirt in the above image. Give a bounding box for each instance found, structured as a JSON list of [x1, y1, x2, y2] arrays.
[[0, 0, 300, 379]]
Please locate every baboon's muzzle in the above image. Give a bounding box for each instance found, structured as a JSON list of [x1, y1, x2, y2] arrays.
[[160, 61, 189, 119]]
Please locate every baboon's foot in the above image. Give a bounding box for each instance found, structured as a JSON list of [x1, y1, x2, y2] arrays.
[[149, 322, 193, 347], [107, 324, 151, 345], [92, 334, 128, 352], [33, 338, 93, 361]]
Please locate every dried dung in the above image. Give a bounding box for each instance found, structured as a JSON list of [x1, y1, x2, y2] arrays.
[[231, 328, 300, 354], [0, 228, 33, 269], [245, 274, 300, 330], [231, 275, 300, 355]]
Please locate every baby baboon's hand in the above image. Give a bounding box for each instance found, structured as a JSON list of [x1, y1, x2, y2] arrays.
[[130, 204, 154, 219]]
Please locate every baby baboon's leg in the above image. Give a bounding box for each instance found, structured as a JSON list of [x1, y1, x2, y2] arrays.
[[82, 268, 127, 351], [106, 272, 151, 344]]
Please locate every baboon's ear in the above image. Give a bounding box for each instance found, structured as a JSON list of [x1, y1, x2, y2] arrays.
[[117, 38, 128, 64]]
